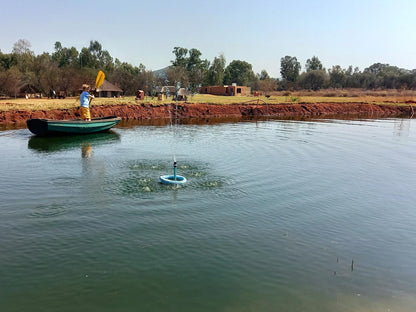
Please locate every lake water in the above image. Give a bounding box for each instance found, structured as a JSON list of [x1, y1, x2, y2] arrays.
[[1, 117, 415, 312]]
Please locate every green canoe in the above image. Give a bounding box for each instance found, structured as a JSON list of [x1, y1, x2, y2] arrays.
[[27, 116, 121, 136]]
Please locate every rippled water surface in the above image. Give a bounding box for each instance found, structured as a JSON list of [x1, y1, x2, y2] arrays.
[[1, 118, 416, 311]]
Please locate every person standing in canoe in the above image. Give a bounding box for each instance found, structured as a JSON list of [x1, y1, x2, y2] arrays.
[[80, 84, 94, 121]]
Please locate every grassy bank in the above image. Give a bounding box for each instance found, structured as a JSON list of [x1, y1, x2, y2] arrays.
[[1, 89, 415, 112]]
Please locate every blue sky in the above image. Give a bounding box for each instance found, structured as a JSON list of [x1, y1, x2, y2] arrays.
[[1, 0, 416, 77]]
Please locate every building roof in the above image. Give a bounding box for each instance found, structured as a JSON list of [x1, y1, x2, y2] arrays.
[[19, 83, 41, 93], [98, 80, 123, 92]]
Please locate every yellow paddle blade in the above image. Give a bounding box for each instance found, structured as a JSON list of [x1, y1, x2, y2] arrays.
[[95, 70, 105, 89]]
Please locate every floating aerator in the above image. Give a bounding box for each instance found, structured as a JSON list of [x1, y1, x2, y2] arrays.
[[160, 161, 187, 185]]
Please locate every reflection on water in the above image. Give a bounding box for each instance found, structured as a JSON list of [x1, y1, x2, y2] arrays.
[[394, 118, 412, 136], [117, 114, 399, 127], [81, 143, 92, 158], [27, 131, 120, 153]]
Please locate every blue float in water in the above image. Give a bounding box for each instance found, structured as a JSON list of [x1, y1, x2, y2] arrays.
[[160, 160, 187, 185], [159, 174, 187, 185]]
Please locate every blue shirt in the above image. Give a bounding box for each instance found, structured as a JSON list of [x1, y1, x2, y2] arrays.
[[80, 91, 91, 108]]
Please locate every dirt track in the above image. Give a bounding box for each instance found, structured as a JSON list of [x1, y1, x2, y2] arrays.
[[0, 102, 414, 125]]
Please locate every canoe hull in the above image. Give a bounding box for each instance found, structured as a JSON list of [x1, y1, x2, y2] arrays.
[[27, 116, 121, 136]]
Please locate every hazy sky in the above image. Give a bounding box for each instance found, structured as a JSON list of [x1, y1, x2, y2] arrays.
[[1, 0, 416, 77]]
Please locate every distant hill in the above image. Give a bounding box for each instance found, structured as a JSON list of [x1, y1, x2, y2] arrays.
[[153, 66, 169, 79]]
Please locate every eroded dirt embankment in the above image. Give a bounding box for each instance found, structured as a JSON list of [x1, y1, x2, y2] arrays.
[[0, 102, 413, 124]]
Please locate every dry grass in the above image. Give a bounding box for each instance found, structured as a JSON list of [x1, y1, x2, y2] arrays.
[[1, 89, 415, 112], [270, 88, 416, 104], [0, 97, 138, 112]]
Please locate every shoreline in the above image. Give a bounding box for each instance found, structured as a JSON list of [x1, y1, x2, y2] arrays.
[[0, 102, 414, 126]]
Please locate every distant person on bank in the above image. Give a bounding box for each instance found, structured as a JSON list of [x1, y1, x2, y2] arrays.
[[80, 84, 94, 121]]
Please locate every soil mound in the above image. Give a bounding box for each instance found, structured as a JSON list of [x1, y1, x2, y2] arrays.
[[0, 102, 413, 125]]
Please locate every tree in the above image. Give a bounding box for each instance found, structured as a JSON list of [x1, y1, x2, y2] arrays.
[[305, 56, 323, 72], [79, 47, 94, 68], [108, 62, 153, 96], [253, 70, 276, 92], [364, 63, 391, 75], [206, 54, 226, 85], [363, 63, 407, 89], [12, 39, 33, 55], [224, 60, 256, 86], [0, 51, 17, 70], [78, 40, 114, 71], [169, 47, 189, 87], [259, 69, 270, 80], [31, 52, 55, 94], [257, 78, 277, 92], [187, 48, 209, 92], [186, 49, 202, 71], [345, 66, 362, 88], [52, 41, 79, 68], [328, 65, 346, 88], [170, 47, 209, 92], [136, 67, 154, 96], [166, 65, 189, 87], [58, 66, 82, 96], [0, 66, 21, 97], [12, 39, 34, 81], [280, 56, 301, 83], [89, 40, 102, 60], [171, 47, 188, 67], [100, 50, 114, 73], [111, 61, 139, 94], [299, 70, 328, 90]]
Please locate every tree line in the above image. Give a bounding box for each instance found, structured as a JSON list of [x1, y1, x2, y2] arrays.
[[279, 56, 416, 91], [1, 39, 416, 98]]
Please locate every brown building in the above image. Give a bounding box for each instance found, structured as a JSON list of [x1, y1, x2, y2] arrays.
[[96, 80, 123, 98], [199, 85, 249, 96]]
